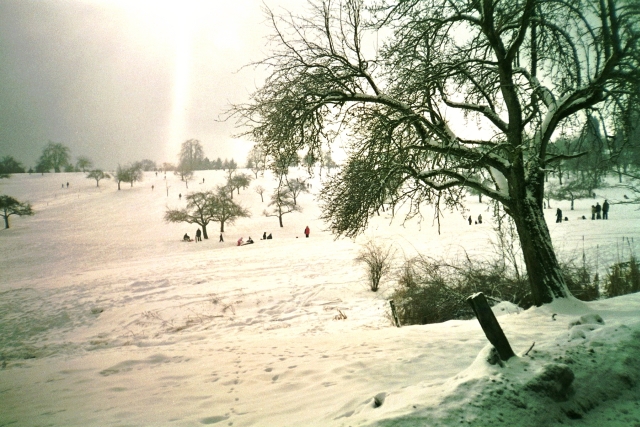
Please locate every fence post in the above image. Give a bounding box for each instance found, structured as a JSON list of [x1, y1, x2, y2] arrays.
[[466, 292, 515, 361], [389, 300, 400, 328]]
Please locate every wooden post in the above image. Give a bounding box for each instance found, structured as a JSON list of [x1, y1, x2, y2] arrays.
[[389, 300, 400, 328], [466, 292, 515, 361]]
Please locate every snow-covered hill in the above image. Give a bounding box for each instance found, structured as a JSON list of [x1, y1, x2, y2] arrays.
[[1, 170, 639, 426]]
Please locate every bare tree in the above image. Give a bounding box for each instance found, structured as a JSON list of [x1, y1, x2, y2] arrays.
[[247, 145, 267, 178], [230, 173, 253, 195], [116, 163, 143, 190], [287, 177, 308, 205], [164, 188, 250, 237], [254, 185, 266, 202], [86, 169, 111, 187], [235, 0, 640, 305], [0, 195, 34, 229], [75, 156, 93, 172], [264, 185, 300, 227]]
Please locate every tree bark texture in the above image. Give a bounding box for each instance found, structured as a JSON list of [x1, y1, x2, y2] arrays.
[[511, 186, 569, 304]]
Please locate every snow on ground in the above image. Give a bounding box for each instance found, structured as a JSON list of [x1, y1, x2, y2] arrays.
[[0, 170, 639, 427]]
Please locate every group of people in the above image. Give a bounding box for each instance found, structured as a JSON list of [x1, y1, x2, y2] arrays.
[[237, 231, 276, 246], [183, 226, 311, 244], [591, 200, 610, 220], [467, 214, 482, 225], [183, 228, 204, 242], [556, 199, 610, 223]]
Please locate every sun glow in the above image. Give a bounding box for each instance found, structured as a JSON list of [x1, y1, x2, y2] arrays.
[[167, 8, 193, 163]]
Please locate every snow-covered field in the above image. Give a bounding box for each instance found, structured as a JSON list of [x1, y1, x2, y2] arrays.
[[1, 170, 639, 427]]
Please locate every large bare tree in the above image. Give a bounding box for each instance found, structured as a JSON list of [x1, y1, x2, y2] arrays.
[[164, 188, 250, 237], [235, 0, 640, 305]]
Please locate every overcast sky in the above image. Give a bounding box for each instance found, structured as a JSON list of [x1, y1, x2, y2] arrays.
[[0, 0, 298, 170]]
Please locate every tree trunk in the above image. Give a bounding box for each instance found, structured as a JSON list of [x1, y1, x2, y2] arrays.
[[278, 214, 283, 227], [511, 194, 569, 305], [220, 221, 225, 233], [3, 209, 8, 229], [202, 225, 208, 239]]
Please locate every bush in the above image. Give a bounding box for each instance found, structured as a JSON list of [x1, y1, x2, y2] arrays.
[[604, 257, 640, 298], [560, 259, 600, 302], [390, 254, 604, 326], [354, 241, 395, 292], [390, 255, 530, 326]]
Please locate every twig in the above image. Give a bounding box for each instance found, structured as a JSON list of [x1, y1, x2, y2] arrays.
[[523, 341, 535, 357]]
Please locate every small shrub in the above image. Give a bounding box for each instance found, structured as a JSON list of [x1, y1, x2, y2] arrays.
[[604, 256, 640, 297], [355, 241, 395, 292], [559, 260, 600, 302]]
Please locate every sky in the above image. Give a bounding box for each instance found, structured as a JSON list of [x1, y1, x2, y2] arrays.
[[0, 0, 299, 170], [1, 170, 639, 425]]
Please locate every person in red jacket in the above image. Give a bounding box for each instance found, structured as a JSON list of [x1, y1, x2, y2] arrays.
[[304, 226, 310, 238]]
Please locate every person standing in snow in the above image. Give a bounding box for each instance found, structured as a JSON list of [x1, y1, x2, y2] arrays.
[[304, 226, 310, 238], [595, 202, 602, 219], [556, 208, 563, 223], [468, 216, 472, 225], [219, 233, 224, 242], [477, 214, 482, 224], [602, 200, 609, 219], [195, 228, 202, 242]]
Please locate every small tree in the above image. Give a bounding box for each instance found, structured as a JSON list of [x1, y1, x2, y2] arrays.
[[230, 173, 253, 195], [254, 185, 266, 202], [86, 169, 111, 187], [264, 185, 300, 227], [287, 178, 308, 205], [208, 187, 251, 232], [165, 191, 215, 239], [75, 156, 93, 172], [116, 163, 143, 189], [115, 164, 128, 190], [355, 241, 395, 292], [0, 195, 34, 229], [547, 179, 591, 211], [323, 151, 337, 171], [164, 189, 250, 237], [247, 146, 267, 178]]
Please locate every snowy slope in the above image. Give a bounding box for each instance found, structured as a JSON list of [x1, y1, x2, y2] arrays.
[[0, 170, 639, 426]]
